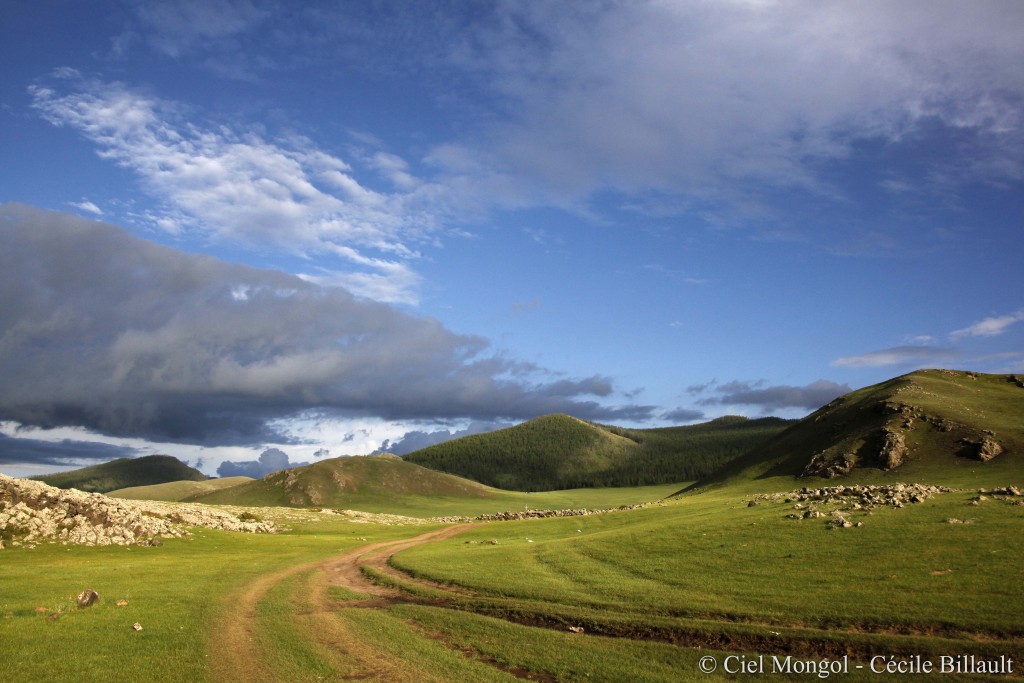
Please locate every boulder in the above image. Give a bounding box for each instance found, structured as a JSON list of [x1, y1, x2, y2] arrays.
[[77, 589, 99, 608]]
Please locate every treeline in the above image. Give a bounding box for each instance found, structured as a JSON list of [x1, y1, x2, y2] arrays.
[[403, 414, 792, 491]]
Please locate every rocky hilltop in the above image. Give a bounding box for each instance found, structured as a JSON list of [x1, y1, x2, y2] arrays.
[[0, 474, 275, 549]]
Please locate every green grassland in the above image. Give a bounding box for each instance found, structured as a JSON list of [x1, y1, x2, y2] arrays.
[[0, 512, 431, 682], [31, 455, 207, 493], [404, 413, 791, 491], [4, 369, 1022, 681], [108, 476, 254, 502], [5, 470, 1022, 681]]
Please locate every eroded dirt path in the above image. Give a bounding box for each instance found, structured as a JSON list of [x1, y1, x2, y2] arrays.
[[321, 523, 476, 598], [206, 524, 476, 683]]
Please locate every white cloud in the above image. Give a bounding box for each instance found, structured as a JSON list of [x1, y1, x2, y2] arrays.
[[70, 200, 103, 215], [29, 73, 445, 303], [950, 310, 1024, 340], [831, 346, 959, 368], [432, 1, 1024, 212]]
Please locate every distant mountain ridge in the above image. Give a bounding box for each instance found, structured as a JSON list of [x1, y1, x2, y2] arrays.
[[30, 455, 206, 493], [402, 413, 792, 491], [697, 369, 1024, 488]]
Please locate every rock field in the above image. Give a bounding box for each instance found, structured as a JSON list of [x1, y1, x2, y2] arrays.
[[0, 474, 275, 549]]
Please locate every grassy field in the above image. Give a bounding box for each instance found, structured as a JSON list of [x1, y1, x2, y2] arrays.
[[119, 470, 684, 517], [108, 476, 254, 501], [3, 472, 1022, 681]]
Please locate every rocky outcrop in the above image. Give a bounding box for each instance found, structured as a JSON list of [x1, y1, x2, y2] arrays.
[[974, 437, 1005, 462], [880, 429, 908, 470], [801, 451, 856, 478], [0, 475, 275, 549]]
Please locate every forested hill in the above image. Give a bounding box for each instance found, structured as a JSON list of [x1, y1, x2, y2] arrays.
[[30, 455, 206, 493], [402, 414, 792, 491]]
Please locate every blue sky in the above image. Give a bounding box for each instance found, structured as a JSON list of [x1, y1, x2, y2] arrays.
[[1, 0, 1022, 478]]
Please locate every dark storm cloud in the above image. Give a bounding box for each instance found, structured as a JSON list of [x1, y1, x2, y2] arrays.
[[0, 433, 138, 467], [216, 448, 307, 478], [701, 379, 850, 413], [0, 204, 650, 445]]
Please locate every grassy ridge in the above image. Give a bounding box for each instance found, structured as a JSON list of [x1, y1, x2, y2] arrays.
[[30, 455, 206, 493], [189, 452, 682, 516], [404, 414, 791, 491], [703, 369, 1024, 489], [191, 454, 495, 510]]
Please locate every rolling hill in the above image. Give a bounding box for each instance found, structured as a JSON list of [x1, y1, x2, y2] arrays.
[[30, 455, 207, 493], [190, 453, 498, 509], [108, 476, 254, 502], [697, 369, 1024, 489], [402, 413, 792, 491]]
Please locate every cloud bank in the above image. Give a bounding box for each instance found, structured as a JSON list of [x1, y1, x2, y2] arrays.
[[0, 432, 139, 468], [695, 379, 850, 413], [0, 204, 650, 446], [216, 448, 307, 478]]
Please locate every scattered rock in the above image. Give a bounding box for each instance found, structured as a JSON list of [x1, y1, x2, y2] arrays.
[[751, 483, 950, 529], [132, 622, 143, 631], [77, 589, 99, 608], [470, 503, 649, 523]]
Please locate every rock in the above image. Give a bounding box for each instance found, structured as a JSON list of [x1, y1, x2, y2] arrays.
[[116, 600, 129, 607], [880, 429, 908, 470], [568, 626, 585, 633], [976, 437, 1004, 462], [132, 622, 143, 631], [77, 589, 99, 608]]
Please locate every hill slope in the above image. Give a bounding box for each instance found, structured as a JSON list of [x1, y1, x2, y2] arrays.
[[108, 476, 254, 502], [30, 455, 206, 493], [702, 369, 1024, 488], [403, 413, 792, 491], [191, 454, 497, 508]]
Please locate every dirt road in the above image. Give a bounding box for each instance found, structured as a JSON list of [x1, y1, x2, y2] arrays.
[[206, 524, 475, 683]]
